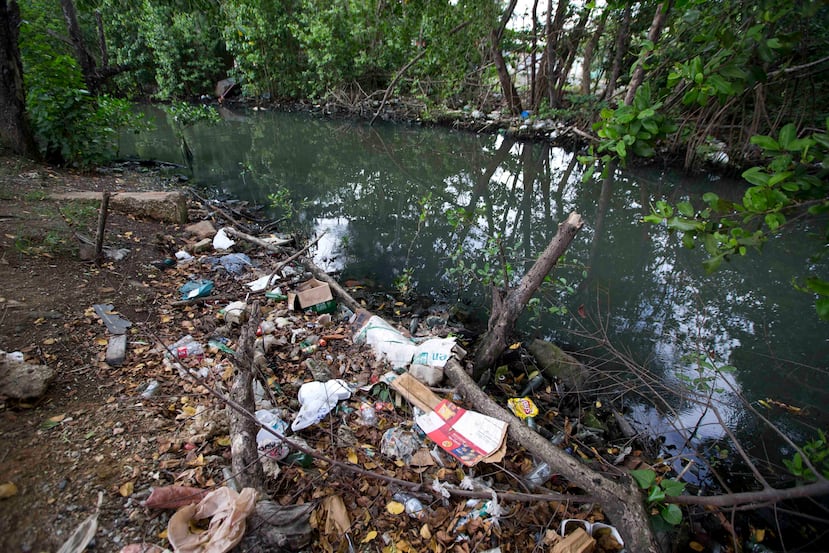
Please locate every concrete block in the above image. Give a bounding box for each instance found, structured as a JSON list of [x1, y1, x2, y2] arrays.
[[106, 334, 128, 367]]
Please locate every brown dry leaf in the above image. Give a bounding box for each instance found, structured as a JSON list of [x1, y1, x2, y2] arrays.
[[145, 485, 208, 509], [346, 449, 358, 464], [49, 414, 66, 423], [119, 481, 134, 497], [321, 495, 351, 536], [420, 524, 432, 540], [187, 454, 205, 467], [0, 482, 19, 499]]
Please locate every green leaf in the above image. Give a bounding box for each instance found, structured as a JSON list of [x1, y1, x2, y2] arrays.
[[647, 486, 666, 504], [750, 135, 780, 151], [815, 297, 829, 320], [764, 212, 785, 231], [742, 167, 770, 186], [630, 469, 656, 489], [677, 201, 694, 217], [778, 124, 797, 150], [703, 254, 725, 273], [660, 479, 686, 497], [806, 278, 829, 296], [667, 217, 701, 232], [660, 504, 683, 525]]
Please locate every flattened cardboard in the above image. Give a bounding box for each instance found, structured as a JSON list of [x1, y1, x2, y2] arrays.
[[390, 372, 508, 466], [288, 278, 333, 310], [551, 527, 595, 553]]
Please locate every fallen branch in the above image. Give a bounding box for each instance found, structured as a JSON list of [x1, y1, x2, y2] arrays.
[[475, 211, 584, 373], [444, 358, 658, 552], [224, 226, 289, 255], [228, 302, 266, 492]]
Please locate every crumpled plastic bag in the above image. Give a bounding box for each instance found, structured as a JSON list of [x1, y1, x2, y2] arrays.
[[380, 426, 423, 464], [255, 409, 289, 459], [217, 253, 251, 275], [213, 228, 235, 251], [167, 487, 257, 553], [291, 379, 351, 431]]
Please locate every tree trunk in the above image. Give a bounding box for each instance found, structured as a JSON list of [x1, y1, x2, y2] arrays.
[[491, 34, 522, 115], [0, 0, 38, 158], [491, 0, 522, 115], [553, 6, 590, 104], [580, 9, 608, 95], [60, 0, 98, 93], [474, 212, 583, 373], [529, 0, 539, 107], [602, 4, 631, 102], [623, 1, 672, 106]]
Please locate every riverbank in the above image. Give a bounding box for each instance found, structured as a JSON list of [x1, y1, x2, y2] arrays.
[[0, 154, 644, 552]]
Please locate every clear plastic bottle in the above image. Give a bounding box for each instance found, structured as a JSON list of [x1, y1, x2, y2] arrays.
[[170, 335, 204, 360], [392, 492, 426, 520], [358, 403, 378, 426], [524, 461, 553, 489]]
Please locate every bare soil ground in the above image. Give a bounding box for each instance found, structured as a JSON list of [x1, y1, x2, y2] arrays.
[[0, 156, 194, 551]]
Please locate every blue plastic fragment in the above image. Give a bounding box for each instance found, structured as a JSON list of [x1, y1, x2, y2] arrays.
[[179, 279, 214, 300]]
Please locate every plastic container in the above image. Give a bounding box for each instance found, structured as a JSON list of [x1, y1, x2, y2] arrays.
[[358, 404, 378, 426], [524, 460, 553, 489], [519, 371, 546, 396], [140, 380, 160, 398], [392, 492, 426, 520], [170, 335, 204, 360]]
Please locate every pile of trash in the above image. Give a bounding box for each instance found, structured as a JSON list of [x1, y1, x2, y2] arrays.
[[84, 220, 627, 553]]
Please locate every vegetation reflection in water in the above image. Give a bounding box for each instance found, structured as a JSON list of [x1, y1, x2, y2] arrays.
[[121, 106, 829, 463]]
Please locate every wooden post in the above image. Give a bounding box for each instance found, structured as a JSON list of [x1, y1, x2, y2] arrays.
[[94, 191, 110, 260]]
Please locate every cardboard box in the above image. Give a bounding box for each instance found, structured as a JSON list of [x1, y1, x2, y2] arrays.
[[551, 527, 595, 553], [287, 278, 333, 310], [389, 372, 508, 466]]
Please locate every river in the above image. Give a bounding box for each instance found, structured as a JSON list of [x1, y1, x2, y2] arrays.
[[120, 106, 829, 474]]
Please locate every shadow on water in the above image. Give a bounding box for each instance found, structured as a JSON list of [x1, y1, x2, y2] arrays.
[[121, 105, 829, 476]]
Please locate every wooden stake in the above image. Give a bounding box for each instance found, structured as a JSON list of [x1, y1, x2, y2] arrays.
[[95, 191, 110, 260]]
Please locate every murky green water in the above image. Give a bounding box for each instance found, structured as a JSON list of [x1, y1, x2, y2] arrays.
[[120, 106, 829, 460]]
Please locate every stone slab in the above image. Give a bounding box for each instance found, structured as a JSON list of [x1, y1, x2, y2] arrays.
[[184, 220, 217, 240], [0, 351, 56, 399], [49, 191, 188, 224], [106, 334, 128, 367]]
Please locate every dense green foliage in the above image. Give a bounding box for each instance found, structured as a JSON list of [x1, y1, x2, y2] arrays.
[[18, 0, 146, 166], [9, 0, 829, 306]]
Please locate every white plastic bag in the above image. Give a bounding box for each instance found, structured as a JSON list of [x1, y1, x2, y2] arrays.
[[291, 379, 351, 431], [213, 228, 235, 251]]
